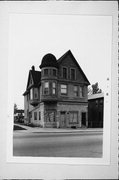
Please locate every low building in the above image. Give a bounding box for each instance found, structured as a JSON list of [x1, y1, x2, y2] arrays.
[[88, 93, 104, 128], [14, 109, 24, 123], [23, 50, 90, 128]]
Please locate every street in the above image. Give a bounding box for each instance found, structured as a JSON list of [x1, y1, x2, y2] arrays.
[[13, 130, 103, 157]]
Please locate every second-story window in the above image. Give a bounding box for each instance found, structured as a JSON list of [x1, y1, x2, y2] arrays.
[[30, 88, 33, 100], [74, 86, 78, 97], [34, 88, 38, 99], [71, 68, 76, 80], [61, 84, 67, 95], [62, 67, 67, 79], [79, 86, 84, 97], [44, 69, 49, 76], [44, 82, 49, 95], [52, 82, 56, 95]]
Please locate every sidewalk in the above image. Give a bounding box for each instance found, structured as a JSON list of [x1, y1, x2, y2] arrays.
[[14, 123, 103, 133]]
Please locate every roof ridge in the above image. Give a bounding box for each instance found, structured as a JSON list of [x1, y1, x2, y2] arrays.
[[57, 49, 71, 62]]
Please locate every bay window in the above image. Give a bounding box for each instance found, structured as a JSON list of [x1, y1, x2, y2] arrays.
[[52, 82, 56, 95], [44, 82, 49, 95], [34, 88, 38, 99], [44, 69, 49, 76]]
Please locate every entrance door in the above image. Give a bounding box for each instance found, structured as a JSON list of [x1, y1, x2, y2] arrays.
[[60, 112, 66, 128], [82, 112, 86, 127]]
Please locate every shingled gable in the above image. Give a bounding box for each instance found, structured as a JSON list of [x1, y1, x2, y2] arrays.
[[58, 50, 90, 85], [23, 69, 41, 96]]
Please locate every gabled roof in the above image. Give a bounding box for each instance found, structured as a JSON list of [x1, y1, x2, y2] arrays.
[[58, 50, 90, 85], [30, 70, 41, 86], [23, 69, 41, 96]]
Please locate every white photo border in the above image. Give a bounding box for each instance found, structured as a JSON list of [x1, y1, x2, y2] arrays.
[[0, 1, 117, 179]]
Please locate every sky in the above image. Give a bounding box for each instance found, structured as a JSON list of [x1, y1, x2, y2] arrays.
[[8, 14, 112, 109]]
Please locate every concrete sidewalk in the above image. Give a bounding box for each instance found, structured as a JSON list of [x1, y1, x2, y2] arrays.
[[14, 123, 103, 133]]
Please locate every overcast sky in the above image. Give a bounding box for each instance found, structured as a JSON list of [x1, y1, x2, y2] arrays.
[[8, 14, 112, 109]]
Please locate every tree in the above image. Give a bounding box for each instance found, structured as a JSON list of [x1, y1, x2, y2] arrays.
[[14, 103, 18, 114], [88, 82, 102, 95]]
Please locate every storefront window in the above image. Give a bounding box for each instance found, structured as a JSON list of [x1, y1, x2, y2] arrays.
[[69, 112, 78, 123]]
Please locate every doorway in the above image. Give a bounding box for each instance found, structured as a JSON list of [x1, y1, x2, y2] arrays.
[[81, 112, 86, 127], [60, 111, 66, 128]]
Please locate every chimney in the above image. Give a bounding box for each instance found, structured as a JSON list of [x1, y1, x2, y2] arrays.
[[31, 65, 35, 71]]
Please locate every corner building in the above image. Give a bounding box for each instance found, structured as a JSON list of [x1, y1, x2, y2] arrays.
[[23, 50, 90, 128]]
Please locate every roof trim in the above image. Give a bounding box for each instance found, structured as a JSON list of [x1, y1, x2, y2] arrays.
[[88, 93, 104, 100]]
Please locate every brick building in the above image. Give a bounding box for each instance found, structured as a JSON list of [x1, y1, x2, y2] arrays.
[[88, 93, 104, 128], [23, 50, 90, 128]]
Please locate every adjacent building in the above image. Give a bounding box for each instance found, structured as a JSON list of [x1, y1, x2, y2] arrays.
[[88, 93, 104, 128], [23, 50, 90, 128], [14, 109, 24, 123]]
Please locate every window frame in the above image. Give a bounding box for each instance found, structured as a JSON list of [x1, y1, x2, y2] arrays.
[[52, 82, 56, 95], [34, 88, 38, 99], [60, 84, 68, 95], [79, 86, 84, 98], [74, 85, 78, 97], [44, 81, 49, 95], [69, 111, 78, 124], [62, 66, 68, 79], [70, 68, 76, 80], [44, 69, 49, 76], [30, 88, 33, 100], [39, 111, 41, 120], [34, 112, 37, 120], [53, 69, 57, 76]]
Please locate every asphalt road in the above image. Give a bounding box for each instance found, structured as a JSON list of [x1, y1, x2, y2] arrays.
[[13, 131, 103, 157]]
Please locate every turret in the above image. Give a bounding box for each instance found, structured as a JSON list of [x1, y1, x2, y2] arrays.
[[39, 53, 58, 102]]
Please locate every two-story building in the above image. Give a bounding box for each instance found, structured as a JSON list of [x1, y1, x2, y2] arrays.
[[88, 93, 104, 128], [23, 50, 90, 128]]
